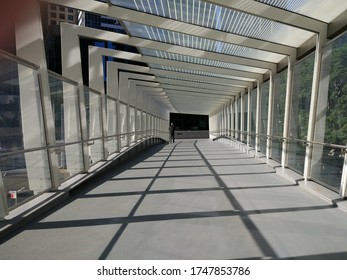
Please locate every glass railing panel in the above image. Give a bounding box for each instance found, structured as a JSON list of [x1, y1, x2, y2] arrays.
[[0, 150, 51, 209], [106, 97, 118, 155], [48, 75, 83, 181], [259, 135, 267, 154], [84, 88, 103, 165], [119, 102, 128, 148], [50, 143, 82, 182], [142, 112, 146, 139], [136, 109, 142, 141], [129, 106, 136, 143], [242, 132, 247, 144], [287, 139, 306, 174], [1, 152, 30, 208], [0, 56, 44, 153], [311, 144, 344, 192], [0, 54, 51, 208], [250, 134, 256, 149], [271, 138, 283, 163]]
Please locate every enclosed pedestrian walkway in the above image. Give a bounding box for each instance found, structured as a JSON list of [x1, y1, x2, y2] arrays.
[[1, 0, 347, 261], [1, 139, 347, 260]]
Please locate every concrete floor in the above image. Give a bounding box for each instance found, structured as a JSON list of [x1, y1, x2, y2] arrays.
[[1, 139, 347, 260]]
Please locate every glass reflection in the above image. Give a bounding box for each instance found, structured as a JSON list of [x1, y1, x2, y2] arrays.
[[259, 82, 269, 154], [311, 33, 347, 191], [271, 71, 287, 162], [250, 89, 257, 148], [287, 54, 314, 173]]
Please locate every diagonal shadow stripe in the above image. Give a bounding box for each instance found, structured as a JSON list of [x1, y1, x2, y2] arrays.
[[82, 184, 298, 199], [22, 204, 334, 232], [193, 140, 279, 258], [108, 171, 276, 181], [98, 142, 181, 259]]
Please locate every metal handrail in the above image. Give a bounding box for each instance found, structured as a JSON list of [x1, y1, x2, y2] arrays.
[[213, 129, 347, 150], [0, 130, 168, 159], [0, 49, 40, 70], [83, 85, 103, 96], [47, 70, 79, 86]]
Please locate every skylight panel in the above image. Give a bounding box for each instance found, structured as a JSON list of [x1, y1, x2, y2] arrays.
[[124, 21, 285, 63], [141, 48, 268, 73], [109, 0, 311, 45], [256, 0, 347, 23]]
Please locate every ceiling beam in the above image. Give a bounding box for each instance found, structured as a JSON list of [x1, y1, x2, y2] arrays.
[[43, 0, 297, 56], [205, 0, 327, 34]]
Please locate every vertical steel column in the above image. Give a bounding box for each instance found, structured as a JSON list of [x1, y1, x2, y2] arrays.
[[341, 153, 347, 198], [126, 80, 131, 146], [304, 34, 324, 180], [240, 92, 245, 143], [282, 56, 295, 168], [235, 95, 239, 140], [135, 85, 141, 142], [255, 81, 261, 154], [15, 1, 60, 189], [100, 91, 107, 159], [266, 71, 275, 160], [230, 97, 235, 138], [247, 87, 252, 148], [0, 172, 8, 218], [221, 106, 225, 136], [88, 46, 108, 160], [106, 63, 121, 152], [226, 100, 230, 136], [224, 104, 228, 135], [61, 23, 89, 172]]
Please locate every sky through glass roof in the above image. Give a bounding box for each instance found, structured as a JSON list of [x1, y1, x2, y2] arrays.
[[123, 21, 285, 63]]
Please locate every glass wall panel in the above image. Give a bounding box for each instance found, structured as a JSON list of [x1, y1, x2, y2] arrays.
[[0, 57, 51, 208], [259, 82, 269, 154], [49, 75, 83, 182], [0, 59, 25, 152], [250, 89, 257, 148], [243, 94, 248, 143], [106, 97, 118, 155], [84, 88, 103, 165], [150, 115, 154, 136], [1, 152, 30, 208], [287, 54, 315, 173], [119, 102, 127, 148], [232, 101, 235, 138], [237, 97, 241, 141], [142, 111, 146, 138], [271, 71, 287, 162], [129, 106, 136, 143], [311, 33, 347, 191], [136, 109, 142, 141]]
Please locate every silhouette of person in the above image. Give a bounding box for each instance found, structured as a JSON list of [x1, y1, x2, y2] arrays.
[[169, 123, 175, 143]]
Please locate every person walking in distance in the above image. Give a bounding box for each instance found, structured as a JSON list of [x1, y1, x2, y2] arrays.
[[169, 123, 175, 143]]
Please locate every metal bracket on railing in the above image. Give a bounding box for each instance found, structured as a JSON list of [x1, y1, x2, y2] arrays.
[[87, 140, 95, 146]]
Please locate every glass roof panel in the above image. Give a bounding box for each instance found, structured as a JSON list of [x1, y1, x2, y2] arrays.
[[108, 0, 313, 46], [257, 0, 347, 23], [141, 47, 267, 74], [158, 75, 212, 84], [149, 63, 254, 81], [124, 21, 285, 63]]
